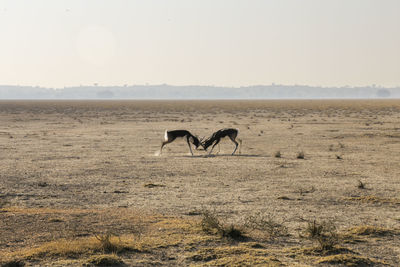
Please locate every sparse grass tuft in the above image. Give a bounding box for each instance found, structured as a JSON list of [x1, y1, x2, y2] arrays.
[[19, 235, 137, 260], [295, 186, 316, 196], [316, 253, 379, 266], [200, 209, 246, 241], [346, 225, 398, 237], [244, 212, 288, 238], [302, 220, 339, 251], [296, 151, 305, 159], [200, 209, 222, 235], [357, 180, 366, 189], [143, 183, 166, 188], [189, 246, 282, 266], [95, 233, 118, 253], [222, 225, 246, 240], [1, 260, 25, 267], [87, 254, 125, 266]]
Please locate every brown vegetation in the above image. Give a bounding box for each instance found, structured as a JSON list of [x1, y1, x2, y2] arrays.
[[1, 100, 400, 266]]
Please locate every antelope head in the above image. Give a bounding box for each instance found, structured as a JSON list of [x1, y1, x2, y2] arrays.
[[196, 136, 206, 150]]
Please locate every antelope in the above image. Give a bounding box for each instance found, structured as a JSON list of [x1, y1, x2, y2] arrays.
[[160, 130, 203, 156], [202, 128, 241, 155]]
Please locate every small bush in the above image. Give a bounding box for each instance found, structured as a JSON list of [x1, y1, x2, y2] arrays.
[[88, 254, 125, 266], [274, 151, 281, 158], [222, 224, 245, 240], [244, 212, 288, 238], [296, 151, 305, 159], [200, 209, 222, 235], [200, 209, 245, 241], [296, 186, 316, 196], [357, 180, 366, 189], [95, 233, 118, 253], [303, 220, 339, 251]]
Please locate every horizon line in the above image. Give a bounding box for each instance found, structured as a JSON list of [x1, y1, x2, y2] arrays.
[[1, 83, 399, 89]]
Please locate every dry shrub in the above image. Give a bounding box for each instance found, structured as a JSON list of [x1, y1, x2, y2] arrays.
[[274, 151, 281, 158], [357, 180, 366, 189], [143, 183, 165, 188], [200, 209, 245, 241], [295, 186, 316, 196], [244, 212, 288, 238], [302, 220, 339, 251], [200, 209, 222, 235], [95, 233, 119, 253], [296, 151, 305, 159], [88, 254, 125, 266], [316, 254, 378, 266]]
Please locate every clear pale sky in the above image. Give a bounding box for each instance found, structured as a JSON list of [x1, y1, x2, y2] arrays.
[[1, 0, 399, 88]]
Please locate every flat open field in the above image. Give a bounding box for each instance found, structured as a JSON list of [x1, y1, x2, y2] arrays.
[[1, 100, 400, 266]]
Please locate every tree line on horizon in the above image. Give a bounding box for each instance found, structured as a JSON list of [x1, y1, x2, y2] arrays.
[[0, 84, 396, 99]]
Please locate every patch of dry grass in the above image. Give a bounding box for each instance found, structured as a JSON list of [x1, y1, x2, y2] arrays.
[[287, 245, 354, 257], [296, 151, 305, 159], [0, 207, 89, 215], [189, 246, 282, 267], [200, 209, 246, 241], [2, 99, 400, 266], [345, 225, 399, 237], [1, 206, 399, 266], [300, 220, 341, 253], [87, 254, 125, 266], [244, 212, 288, 239], [315, 254, 384, 266], [21, 235, 137, 260]]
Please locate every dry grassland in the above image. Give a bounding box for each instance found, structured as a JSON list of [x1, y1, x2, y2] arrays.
[[1, 100, 400, 266]]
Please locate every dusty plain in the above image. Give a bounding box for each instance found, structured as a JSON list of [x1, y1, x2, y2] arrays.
[[0, 100, 400, 266]]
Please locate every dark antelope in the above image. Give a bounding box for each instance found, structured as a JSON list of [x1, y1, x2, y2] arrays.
[[202, 128, 241, 155], [160, 130, 202, 156]]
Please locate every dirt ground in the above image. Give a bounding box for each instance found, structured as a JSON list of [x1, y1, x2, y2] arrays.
[[1, 100, 400, 266]]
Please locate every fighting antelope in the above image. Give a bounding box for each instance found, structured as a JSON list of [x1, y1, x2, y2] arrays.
[[202, 128, 241, 155], [160, 130, 202, 156]]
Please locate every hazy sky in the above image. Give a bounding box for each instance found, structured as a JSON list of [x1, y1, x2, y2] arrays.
[[1, 0, 399, 88]]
